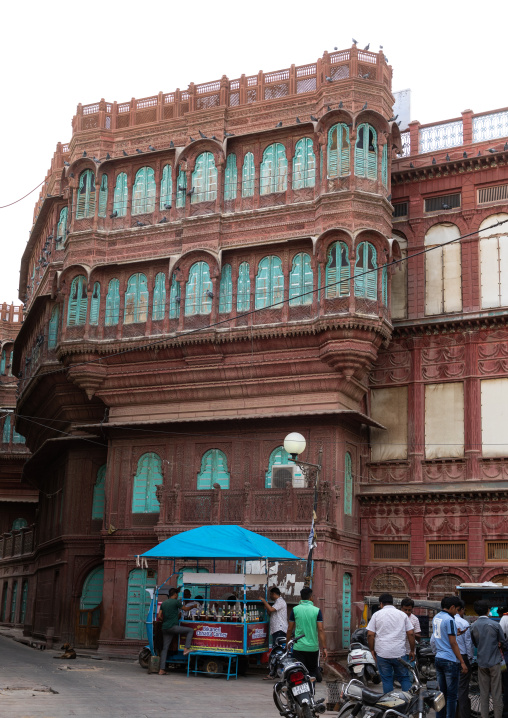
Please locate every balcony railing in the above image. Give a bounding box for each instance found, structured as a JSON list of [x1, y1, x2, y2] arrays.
[[0, 526, 34, 561]]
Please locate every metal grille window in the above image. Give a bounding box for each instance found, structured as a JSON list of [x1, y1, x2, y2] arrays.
[[372, 542, 410, 561], [427, 542, 467, 562], [424, 193, 461, 213], [486, 542, 508, 561], [478, 184, 508, 205], [393, 202, 408, 218]]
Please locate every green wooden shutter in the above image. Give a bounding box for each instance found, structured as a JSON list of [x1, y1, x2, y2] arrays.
[[11, 518, 27, 530], [80, 566, 104, 610], [169, 274, 181, 318], [354, 242, 366, 296], [192, 152, 217, 203], [90, 282, 101, 325], [344, 452, 353, 515], [237, 262, 250, 312], [7, 349, 12, 376], [242, 153, 255, 197], [176, 167, 187, 208], [92, 464, 106, 520], [10, 581, 18, 622], [197, 449, 230, 489], [160, 164, 172, 210], [76, 170, 95, 218], [124, 273, 148, 324], [342, 573, 352, 649], [293, 140, 304, 189], [125, 569, 157, 640], [113, 173, 128, 216], [354, 243, 377, 299], [48, 305, 60, 348], [255, 257, 270, 308], [105, 278, 120, 325], [260, 144, 274, 195], [132, 167, 155, 215], [328, 126, 339, 178], [275, 143, 288, 192], [265, 446, 291, 488], [12, 426, 25, 444], [381, 143, 388, 186], [270, 256, 284, 306], [146, 167, 156, 212], [289, 253, 313, 305], [326, 242, 350, 298], [355, 125, 366, 178], [367, 127, 378, 180], [0, 349, 5, 374], [132, 452, 163, 513], [382, 264, 388, 305], [56, 207, 68, 248], [366, 244, 378, 299], [98, 174, 108, 217], [339, 243, 351, 297], [20, 581, 28, 623], [224, 154, 237, 200], [67, 276, 88, 326], [219, 264, 232, 313], [340, 124, 350, 176], [185, 262, 212, 316], [152, 272, 166, 321], [2, 416, 10, 443]]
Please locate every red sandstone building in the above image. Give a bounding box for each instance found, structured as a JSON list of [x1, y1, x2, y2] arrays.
[[4, 45, 508, 654]]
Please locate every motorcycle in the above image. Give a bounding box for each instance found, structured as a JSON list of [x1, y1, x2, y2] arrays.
[[337, 657, 445, 718], [414, 642, 436, 683], [347, 628, 381, 685], [269, 635, 326, 718]]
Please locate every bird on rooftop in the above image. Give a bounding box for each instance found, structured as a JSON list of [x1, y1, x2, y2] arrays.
[[326, 76, 333, 82], [135, 220, 146, 226], [199, 130, 207, 139], [334, 46, 338, 51], [110, 211, 118, 218], [187, 188, 195, 196], [189, 137, 195, 142], [275, 121, 282, 127], [389, 114, 398, 122], [442, 203, 452, 209], [159, 217, 168, 223], [384, 55, 389, 63], [478, 150, 482, 156], [409, 162, 414, 168], [505, 143, 508, 151], [338, 101, 343, 108], [310, 115, 318, 122], [93, 156, 100, 163], [224, 131, 235, 137], [387, 194, 392, 201], [463, 151, 468, 158], [362, 102, 368, 110], [123, 150, 128, 156], [136, 148, 142, 154], [106, 153, 111, 160], [169, 140, 175, 148], [364, 43, 370, 50], [360, 73, 369, 79], [380, 45, 384, 49], [352, 38, 358, 44], [164, 204, 171, 210], [327, 106, 331, 112], [488, 148, 497, 153], [431, 157, 437, 165], [82, 151, 87, 157], [64, 161, 70, 167], [149, 145, 156, 151], [296, 117, 301, 124], [446, 153, 450, 161], [212, 135, 217, 140]]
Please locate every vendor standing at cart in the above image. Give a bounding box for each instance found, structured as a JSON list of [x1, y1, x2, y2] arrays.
[[158, 587, 198, 675], [259, 587, 288, 647]]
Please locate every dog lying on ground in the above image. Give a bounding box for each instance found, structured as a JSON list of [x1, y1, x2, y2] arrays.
[[54, 643, 77, 659]]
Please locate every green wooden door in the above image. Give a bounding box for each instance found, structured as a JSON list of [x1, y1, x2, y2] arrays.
[[76, 566, 104, 648], [125, 569, 157, 640], [342, 573, 352, 649]]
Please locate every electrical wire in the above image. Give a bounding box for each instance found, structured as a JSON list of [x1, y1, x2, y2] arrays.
[[0, 180, 46, 209]]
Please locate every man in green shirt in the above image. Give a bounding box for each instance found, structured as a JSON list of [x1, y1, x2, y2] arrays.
[[286, 587, 328, 681], [157, 588, 197, 675]]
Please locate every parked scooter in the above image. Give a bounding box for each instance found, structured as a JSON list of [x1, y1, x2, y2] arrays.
[[337, 658, 445, 718], [414, 641, 436, 683], [346, 628, 381, 686], [269, 636, 326, 718]]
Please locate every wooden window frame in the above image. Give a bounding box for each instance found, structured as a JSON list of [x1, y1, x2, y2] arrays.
[[426, 541, 467, 562], [486, 541, 508, 562], [371, 541, 410, 562]]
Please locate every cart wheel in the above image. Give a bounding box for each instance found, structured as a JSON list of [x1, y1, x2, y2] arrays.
[[201, 658, 224, 675], [138, 647, 151, 669]]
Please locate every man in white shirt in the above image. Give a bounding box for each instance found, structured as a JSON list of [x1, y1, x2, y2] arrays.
[[367, 592, 415, 693], [455, 599, 473, 718], [400, 597, 421, 659], [259, 586, 289, 680]]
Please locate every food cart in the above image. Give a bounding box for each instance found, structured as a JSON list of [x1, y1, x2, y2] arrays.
[[136, 525, 303, 679]]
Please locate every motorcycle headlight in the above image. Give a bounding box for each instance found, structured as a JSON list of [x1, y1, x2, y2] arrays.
[[433, 692, 446, 712]]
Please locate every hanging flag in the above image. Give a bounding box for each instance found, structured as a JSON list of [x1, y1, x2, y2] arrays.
[[308, 519, 315, 551]]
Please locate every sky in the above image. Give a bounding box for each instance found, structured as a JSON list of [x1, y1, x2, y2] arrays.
[[1, 0, 506, 305]]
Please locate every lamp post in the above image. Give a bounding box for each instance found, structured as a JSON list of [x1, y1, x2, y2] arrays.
[[283, 433, 322, 587]]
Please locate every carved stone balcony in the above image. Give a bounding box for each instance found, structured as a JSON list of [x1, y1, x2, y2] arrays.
[[0, 526, 35, 562]]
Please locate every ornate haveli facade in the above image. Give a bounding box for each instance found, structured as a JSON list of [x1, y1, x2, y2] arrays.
[[2, 45, 508, 655]]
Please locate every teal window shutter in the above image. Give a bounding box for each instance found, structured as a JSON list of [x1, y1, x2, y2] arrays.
[[218, 264, 233, 313], [242, 153, 255, 197], [98, 174, 108, 217], [0, 349, 5, 374], [132, 452, 163, 513], [67, 275, 88, 326], [169, 274, 181, 318], [113, 172, 128, 216], [342, 573, 352, 649], [325, 242, 350, 298], [125, 569, 157, 640], [265, 446, 291, 488], [355, 124, 377, 179], [20, 581, 28, 623], [260, 143, 287, 195], [124, 273, 149, 324], [11, 518, 27, 530], [90, 282, 101, 325], [289, 253, 313, 305], [105, 278, 120, 325], [328, 123, 351, 178], [185, 262, 212, 316], [7, 350, 12, 376], [56, 207, 68, 248], [381, 143, 388, 186], [382, 264, 388, 305], [344, 452, 353, 515], [12, 425, 25, 444], [80, 567, 104, 610], [48, 305, 60, 348], [354, 242, 377, 299], [255, 256, 284, 309], [160, 164, 172, 210], [224, 154, 237, 200], [192, 152, 217, 203], [92, 465, 106, 520], [132, 167, 156, 215], [292, 138, 315, 189], [10, 581, 18, 623], [152, 272, 166, 321], [2, 415, 10, 443], [176, 167, 187, 208], [237, 262, 250, 312], [76, 170, 96, 219], [197, 449, 230, 489]]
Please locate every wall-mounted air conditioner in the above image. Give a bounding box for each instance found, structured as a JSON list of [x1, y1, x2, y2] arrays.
[[271, 464, 306, 489]]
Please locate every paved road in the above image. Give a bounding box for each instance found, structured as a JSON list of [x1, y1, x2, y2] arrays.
[[0, 636, 330, 718]]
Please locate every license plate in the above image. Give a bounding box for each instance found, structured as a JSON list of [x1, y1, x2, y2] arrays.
[[291, 683, 309, 696], [353, 665, 363, 673], [363, 711, 376, 718]]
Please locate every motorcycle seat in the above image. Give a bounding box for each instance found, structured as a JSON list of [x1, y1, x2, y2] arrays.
[[362, 687, 383, 706]]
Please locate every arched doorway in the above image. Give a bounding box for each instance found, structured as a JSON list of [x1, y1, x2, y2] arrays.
[[426, 574, 462, 600], [490, 575, 508, 587], [370, 573, 408, 598], [125, 569, 157, 640], [76, 566, 104, 648]]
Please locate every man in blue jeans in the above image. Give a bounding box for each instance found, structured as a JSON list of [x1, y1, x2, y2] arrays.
[[432, 596, 468, 718]]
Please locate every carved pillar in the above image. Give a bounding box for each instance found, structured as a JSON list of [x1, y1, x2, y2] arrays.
[[408, 337, 424, 483], [464, 331, 481, 481]]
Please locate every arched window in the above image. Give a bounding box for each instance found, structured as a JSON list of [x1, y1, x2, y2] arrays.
[[105, 279, 120, 326], [224, 154, 237, 200], [80, 566, 104, 611], [237, 262, 250, 312], [98, 174, 108, 217], [260, 143, 287, 195], [132, 167, 156, 215], [197, 449, 230, 489], [2, 415, 10, 443], [219, 264, 232, 313], [113, 172, 128, 216], [255, 256, 284, 309], [344, 453, 353, 515], [242, 152, 255, 197], [176, 167, 187, 208], [192, 152, 217, 203], [152, 272, 166, 321], [160, 164, 172, 210], [327, 123, 351, 178], [265, 446, 291, 488], [289, 253, 313, 305], [12, 425, 25, 444], [56, 207, 68, 248], [391, 236, 408, 319], [424, 224, 462, 315], [76, 169, 96, 219], [293, 138, 315, 189], [11, 518, 27, 530], [132, 452, 163, 513], [89, 282, 100, 325], [124, 273, 149, 324], [48, 305, 60, 348], [92, 465, 106, 520], [381, 144, 388, 186], [67, 275, 88, 326], [126, 569, 156, 639], [325, 242, 350, 298], [479, 214, 508, 308], [169, 274, 181, 318], [185, 262, 212, 316], [355, 124, 377, 180], [354, 242, 377, 299]]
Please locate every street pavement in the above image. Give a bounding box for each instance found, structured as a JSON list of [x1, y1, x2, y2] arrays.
[[0, 635, 331, 718]]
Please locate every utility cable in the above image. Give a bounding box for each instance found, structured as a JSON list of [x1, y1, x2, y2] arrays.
[[0, 180, 46, 209]]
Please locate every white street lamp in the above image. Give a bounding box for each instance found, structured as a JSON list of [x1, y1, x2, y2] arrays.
[[283, 432, 307, 460]]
